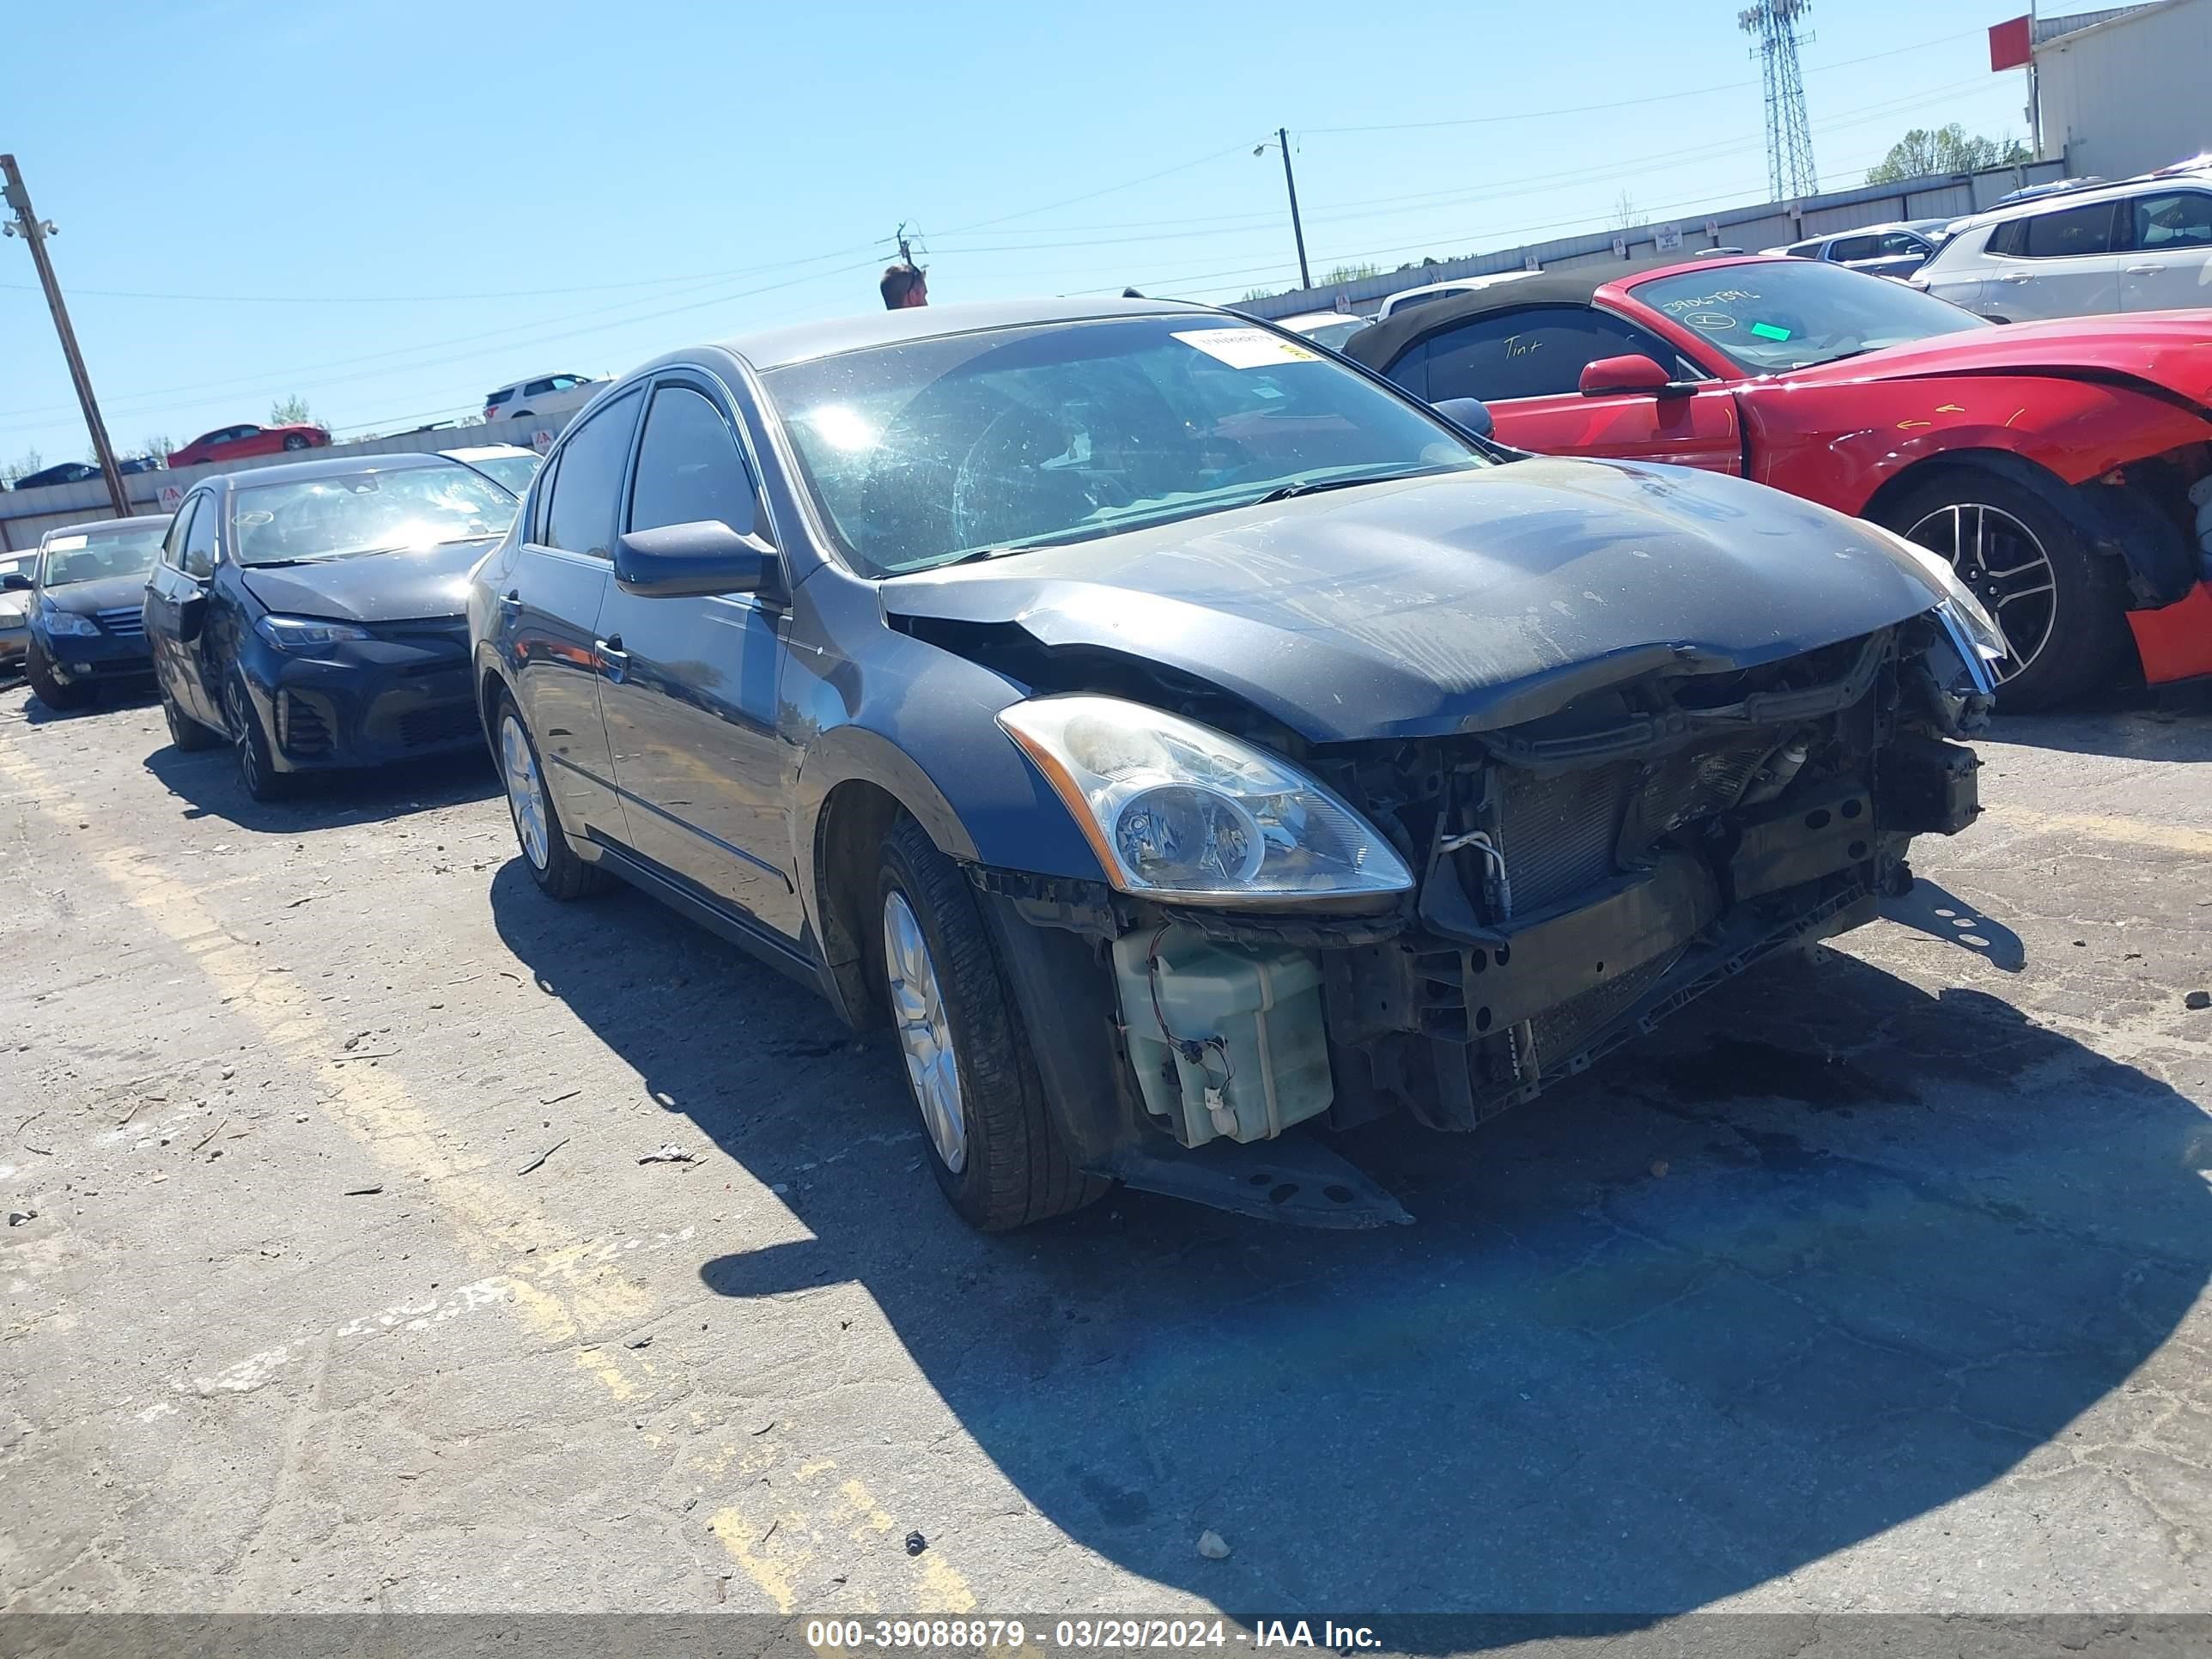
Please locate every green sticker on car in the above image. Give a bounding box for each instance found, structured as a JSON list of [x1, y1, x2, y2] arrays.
[[1749, 322, 1793, 341]]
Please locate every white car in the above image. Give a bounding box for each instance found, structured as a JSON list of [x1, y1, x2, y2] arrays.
[[1765, 219, 1954, 281], [1376, 271, 1535, 319], [1912, 167, 2212, 322], [1273, 310, 1371, 350], [440, 443, 543, 496], [481, 372, 608, 425]]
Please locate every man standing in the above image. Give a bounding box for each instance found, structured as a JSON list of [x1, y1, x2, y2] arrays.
[[880, 263, 927, 309]]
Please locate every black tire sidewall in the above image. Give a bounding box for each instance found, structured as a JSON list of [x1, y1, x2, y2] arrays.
[[1881, 470, 2129, 712], [228, 673, 286, 800], [25, 639, 88, 709]]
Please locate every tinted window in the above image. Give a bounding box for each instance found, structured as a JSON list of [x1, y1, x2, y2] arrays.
[[1423, 306, 1683, 402], [486, 388, 515, 407], [2022, 202, 2117, 258], [161, 498, 198, 569], [182, 497, 219, 579], [1878, 232, 1928, 257], [1826, 235, 1881, 263], [1988, 219, 2027, 258], [2130, 191, 2212, 251], [542, 388, 641, 557], [628, 386, 759, 537], [525, 380, 556, 397], [1784, 240, 1824, 258]]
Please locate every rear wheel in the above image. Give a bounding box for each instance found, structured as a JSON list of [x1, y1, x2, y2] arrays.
[[1881, 470, 2130, 712], [876, 814, 1104, 1231], [24, 639, 92, 710], [226, 673, 293, 801], [497, 691, 605, 899], [281, 434, 310, 451], [161, 682, 222, 750]]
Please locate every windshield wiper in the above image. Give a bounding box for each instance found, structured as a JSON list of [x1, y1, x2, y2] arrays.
[[1250, 467, 1434, 505], [244, 555, 350, 568]]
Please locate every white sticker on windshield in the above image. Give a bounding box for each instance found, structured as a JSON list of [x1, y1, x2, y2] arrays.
[[1174, 328, 1321, 369], [46, 534, 88, 551]]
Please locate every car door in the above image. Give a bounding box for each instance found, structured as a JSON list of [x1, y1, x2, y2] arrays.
[[146, 492, 225, 726], [1409, 303, 1742, 472], [2120, 188, 2212, 312], [1851, 231, 1935, 279], [592, 374, 803, 939], [507, 386, 641, 842], [1981, 200, 2126, 319]]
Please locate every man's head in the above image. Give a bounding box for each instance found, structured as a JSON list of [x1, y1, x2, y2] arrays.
[[880, 263, 928, 309]]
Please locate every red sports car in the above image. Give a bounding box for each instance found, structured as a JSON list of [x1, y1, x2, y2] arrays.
[[167, 422, 331, 471], [1345, 255, 2212, 708]]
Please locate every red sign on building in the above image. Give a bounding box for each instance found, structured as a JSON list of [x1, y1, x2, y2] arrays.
[[1990, 14, 2033, 71]]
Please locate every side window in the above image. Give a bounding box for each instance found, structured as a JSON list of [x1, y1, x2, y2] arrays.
[[2130, 191, 2212, 251], [1987, 219, 2027, 258], [627, 385, 761, 538], [2021, 202, 2118, 258], [1878, 232, 1928, 258], [524, 380, 556, 397], [181, 497, 219, 580], [527, 453, 560, 544], [160, 498, 198, 569], [541, 388, 642, 558], [1826, 234, 1881, 263], [1384, 339, 1430, 402], [1424, 307, 1684, 403]]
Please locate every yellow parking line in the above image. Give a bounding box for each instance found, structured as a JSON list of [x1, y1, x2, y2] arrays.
[[1981, 805, 2212, 859]]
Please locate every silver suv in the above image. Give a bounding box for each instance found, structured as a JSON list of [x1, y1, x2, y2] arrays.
[[1913, 166, 2212, 321], [481, 371, 608, 426]]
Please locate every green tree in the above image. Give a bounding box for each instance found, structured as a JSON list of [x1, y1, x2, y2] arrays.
[[1867, 125, 2031, 184], [3, 449, 43, 486], [270, 394, 313, 426], [1318, 262, 1381, 285]]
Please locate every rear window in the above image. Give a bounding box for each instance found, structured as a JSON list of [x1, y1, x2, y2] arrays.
[[485, 388, 514, 406], [2021, 202, 2117, 258]]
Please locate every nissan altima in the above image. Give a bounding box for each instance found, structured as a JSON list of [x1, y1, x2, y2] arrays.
[[468, 297, 1998, 1231], [146, 453, 518, 799]]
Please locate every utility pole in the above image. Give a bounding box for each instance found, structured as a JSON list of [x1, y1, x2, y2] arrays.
[[2, 155, 130, 520], [1275, 129, 1311, 292]]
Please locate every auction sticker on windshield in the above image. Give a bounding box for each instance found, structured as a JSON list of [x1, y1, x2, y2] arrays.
[[1174, 329, 1322, 369]]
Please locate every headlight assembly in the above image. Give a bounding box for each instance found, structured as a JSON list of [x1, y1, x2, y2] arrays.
[[1863, 522, 2010, 665], [40, 607, 100, 638], [255, 614, 372, 651], [996, 695, 1413, 905]]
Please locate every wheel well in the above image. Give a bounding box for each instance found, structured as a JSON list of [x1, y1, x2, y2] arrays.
[[814, 779, 907, 1028], [1857, 447, 2075, 532], [478, 668, 509, 746]]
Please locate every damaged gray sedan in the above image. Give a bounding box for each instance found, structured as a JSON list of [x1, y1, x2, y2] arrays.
[[467, 297, 2000, 1230]]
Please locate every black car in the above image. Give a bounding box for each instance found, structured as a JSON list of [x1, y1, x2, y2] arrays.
[[14, 514, 172, 709], [468, 297, 2000, 1231], [144, 453, 518, 799]]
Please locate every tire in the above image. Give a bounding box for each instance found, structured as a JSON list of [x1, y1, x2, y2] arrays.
[[225, 672, 293, 802], [281, 434, 309, 451], [161, 682, 222, 750], [495, 690, 606, 899], [24, 638, 92, 710], [876, 814, 1105, 1231], [1879, 469, 2130, 713]]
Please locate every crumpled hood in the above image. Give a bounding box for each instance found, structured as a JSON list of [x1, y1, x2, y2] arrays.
[[1781, 310, 2212, 407], [881, 459, 1942, 741], [38, 573, 151, 616], [240, 538, 493, 623]]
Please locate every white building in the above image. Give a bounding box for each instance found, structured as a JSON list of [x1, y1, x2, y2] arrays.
[[1999, 1, 2212, 180]]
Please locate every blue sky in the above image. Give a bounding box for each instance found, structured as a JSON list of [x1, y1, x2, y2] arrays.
[[3, 0, 2030, 465]]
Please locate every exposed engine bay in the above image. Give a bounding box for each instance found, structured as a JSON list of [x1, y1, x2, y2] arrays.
[[966, 611, 1990, 1222]]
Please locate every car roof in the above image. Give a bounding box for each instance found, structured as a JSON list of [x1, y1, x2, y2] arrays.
[[1340, 254, 1764, 368], [194, 452, 462, 492], [38, 514, 164, 544], [717, 295, 1213, 372], [1952, 168, 2209, 231]]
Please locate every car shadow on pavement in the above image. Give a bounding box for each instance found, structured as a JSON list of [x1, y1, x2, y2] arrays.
[[489, 861, 2209, 1626], [1989, 683, 2212, 761], [142, 740, 495, 832], [9, 682, 157, 726]]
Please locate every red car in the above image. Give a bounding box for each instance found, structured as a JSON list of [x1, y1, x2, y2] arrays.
[[1345, 255, 2212, 708], [167, 422, 331, 471]]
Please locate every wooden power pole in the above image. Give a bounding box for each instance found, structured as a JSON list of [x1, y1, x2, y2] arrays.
[[2, 154, 131, 519]]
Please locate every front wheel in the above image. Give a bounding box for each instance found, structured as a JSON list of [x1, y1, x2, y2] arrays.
[[1881, 471, 2130, 712], [497, 692, 606, 899], [226, 673, 292, 801], [24, 639, 92, 710], [876, 815, 1104, 1231], [281, 434, 309, 451]]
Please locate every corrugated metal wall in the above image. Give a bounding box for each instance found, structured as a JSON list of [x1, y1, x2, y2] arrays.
[[0, 414, 576, 552], [1236, 161, 2067, 319], [2038, 0, 2212, 181]]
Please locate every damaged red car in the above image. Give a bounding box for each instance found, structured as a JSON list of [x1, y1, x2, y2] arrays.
[[1344, 255, 2212, 708]]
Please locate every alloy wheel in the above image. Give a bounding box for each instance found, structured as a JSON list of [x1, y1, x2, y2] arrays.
[[1903, 501, 2057, 684], [501, 712, 550, 871], [229, 681, 264, 794], [882, 890, 967, 1174]]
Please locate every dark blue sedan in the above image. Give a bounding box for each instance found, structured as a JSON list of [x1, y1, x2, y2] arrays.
[[15, 515, 171, 709], [143, 453, 518, 799]]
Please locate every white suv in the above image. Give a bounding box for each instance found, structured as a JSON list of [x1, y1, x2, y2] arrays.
[[482, 372, 608, 425], [1913, 167, 2212, 322]]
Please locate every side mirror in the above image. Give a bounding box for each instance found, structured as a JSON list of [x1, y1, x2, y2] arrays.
[[1579, 355, 1674, 397], [176, 592, 208, 642], [1431, 397, 1495, 441], [613, 520, 779, 599], [0, 572, 30, 592]]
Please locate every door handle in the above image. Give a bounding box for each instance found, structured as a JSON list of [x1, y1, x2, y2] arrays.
[[2124, 264, 2160, 275], [498, 588, 522, 613], [1996, 272, 2031, 283], [594, 635, 629, 681]]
